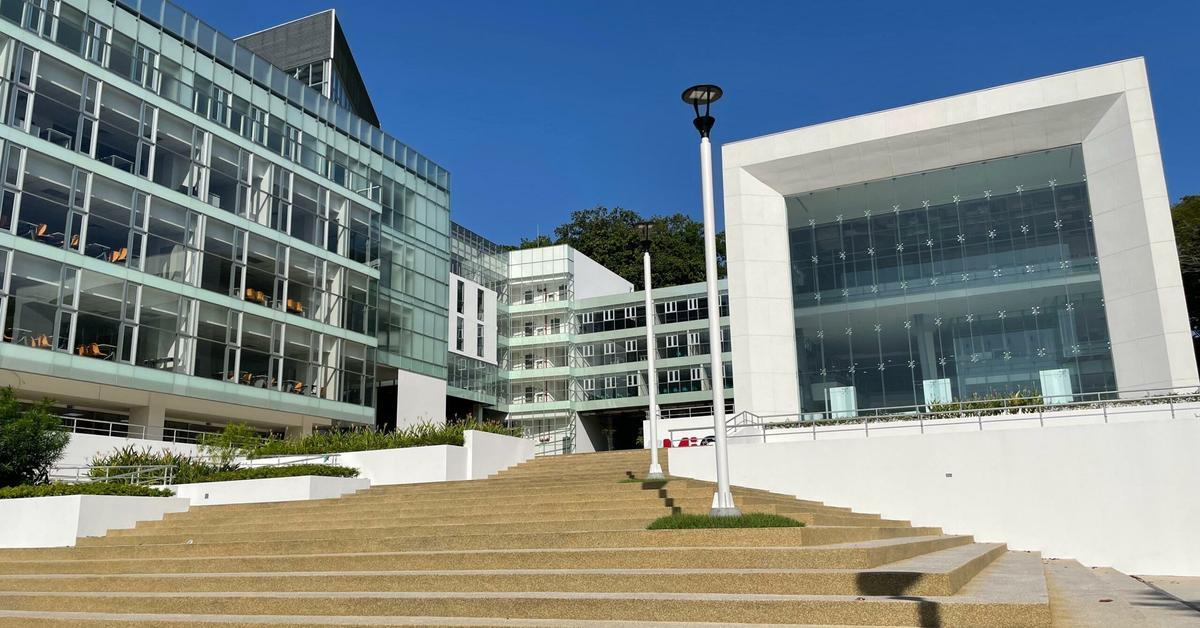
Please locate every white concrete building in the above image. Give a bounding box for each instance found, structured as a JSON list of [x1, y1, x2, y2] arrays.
[[722, 58, 1198, 418]]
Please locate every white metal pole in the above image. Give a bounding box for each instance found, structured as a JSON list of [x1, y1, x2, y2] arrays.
[[699, 136, 739, 516], [644, 251, 664, 479]]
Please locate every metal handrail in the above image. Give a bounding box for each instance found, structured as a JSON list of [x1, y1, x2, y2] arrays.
[[55, 415, 234, 445], [663, 386, 1200, 444], [50, 464, 177, 486]]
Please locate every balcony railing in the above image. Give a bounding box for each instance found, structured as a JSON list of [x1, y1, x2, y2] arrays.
[[662, 386, 1200, 445]]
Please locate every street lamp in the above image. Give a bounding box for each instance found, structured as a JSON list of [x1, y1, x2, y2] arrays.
[[682, 84, 740, 516], [637, 220, 665, 480]]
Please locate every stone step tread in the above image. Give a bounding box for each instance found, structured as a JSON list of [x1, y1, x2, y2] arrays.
[[12, 529, 951, 559], [0, 545, 1007, 597], [0, 535, 972, 574], [13, 527, 943, 560], [0, 587, 1052, 626], [0, 609, 893, 626]]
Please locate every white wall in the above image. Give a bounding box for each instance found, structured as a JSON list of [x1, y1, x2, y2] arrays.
[[570, 248, 634, 299], [171, 476, 369, 506], [447, 272, 498, 365], [668, 418, 1200, 576], [464, 429, 536, 479], [249, 431, 534, 486], [392, 369, 448, 428], [339, 445, 465, 485], [57, 433, 200, 468], [0, 495, 190, 548]]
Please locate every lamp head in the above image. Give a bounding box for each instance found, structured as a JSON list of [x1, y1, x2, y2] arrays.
[[682, 84, 723, 138], [635, 220, 655, 252]]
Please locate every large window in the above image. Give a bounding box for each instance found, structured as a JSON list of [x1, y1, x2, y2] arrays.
[[786, 146, 1115, 413]]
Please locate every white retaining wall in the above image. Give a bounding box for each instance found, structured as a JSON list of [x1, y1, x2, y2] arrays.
[[0, 495, 189, 548], [171, 476, 369, 506], [253, 431, 535, 486], [58, 433, 200, 467], [668, 418, 1200, 577]]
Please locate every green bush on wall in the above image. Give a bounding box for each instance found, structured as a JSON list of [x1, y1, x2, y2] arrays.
[[0, 482, 173, 499], [182, 464, 358, 484], [248, 421, 523, 457]]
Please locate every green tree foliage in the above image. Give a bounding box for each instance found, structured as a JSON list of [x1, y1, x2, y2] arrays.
[[514, 207, 725, 288], [0, 388, 69, 487], [1173, 196, 1200, 327]]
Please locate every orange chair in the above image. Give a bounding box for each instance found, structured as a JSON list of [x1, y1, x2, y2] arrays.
[[30, 223, 48, 239], [107, 247, 127, 263], [289, 380, 305, 394], [244, 287, 256, 301], [69, 234, 80, 248], [31, 334, 51, 349]]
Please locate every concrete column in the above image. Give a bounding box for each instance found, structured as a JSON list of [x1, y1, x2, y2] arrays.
[[128, 399, 166, 441]]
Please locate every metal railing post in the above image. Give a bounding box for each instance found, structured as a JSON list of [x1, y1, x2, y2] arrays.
[[1103, 403, 1108, 424], [1170, 396, 1175, 419]]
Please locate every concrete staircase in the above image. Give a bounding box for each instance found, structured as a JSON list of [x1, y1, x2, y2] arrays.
[[0, 448, 1177, 626]]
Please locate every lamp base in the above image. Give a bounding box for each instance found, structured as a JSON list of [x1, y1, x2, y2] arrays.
[[644, 464, 665, 481], [709, 506, 743, 517]]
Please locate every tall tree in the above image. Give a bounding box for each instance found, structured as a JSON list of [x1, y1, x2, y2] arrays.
[[515, 206, 724, 288], [1172, 196, 1200, 343]]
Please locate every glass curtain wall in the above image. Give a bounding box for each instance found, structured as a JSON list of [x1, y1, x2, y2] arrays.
[[786, 145, 1115, 414]]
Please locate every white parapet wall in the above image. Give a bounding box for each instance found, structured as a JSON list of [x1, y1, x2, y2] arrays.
[[58, 432, 200, 468], [668, 418, 1200, 577], [170, 475, 370, 506], [251, 430, 535, 487], [0, 495, 190, 548]]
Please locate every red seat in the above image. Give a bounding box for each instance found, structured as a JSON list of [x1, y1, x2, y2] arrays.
[[677, 438, 689, 447], [662, 438, 672, 448], [689, 436, 699, 446]]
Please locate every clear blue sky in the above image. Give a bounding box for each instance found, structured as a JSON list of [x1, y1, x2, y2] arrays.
[[193, 0, 1200, 245]]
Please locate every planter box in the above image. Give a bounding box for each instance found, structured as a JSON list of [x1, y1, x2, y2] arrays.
[[0, 495, 190, 548], [251, 431, 535, 486], [170, 475, 370, 506]]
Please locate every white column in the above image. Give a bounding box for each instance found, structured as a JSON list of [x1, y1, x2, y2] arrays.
[[644, 251, 664, 479], [700, 136, 739, 516]]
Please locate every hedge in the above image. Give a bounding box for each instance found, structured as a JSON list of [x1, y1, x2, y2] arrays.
[[0, 482, 173, 499], [647, 513, 804, 529], [248, 421, 522, 457], [174, 464, 358, 484]]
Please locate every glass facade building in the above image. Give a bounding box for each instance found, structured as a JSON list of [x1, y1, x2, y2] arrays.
[[787, 146, 1115, 413], [0, 0, 448, 432]]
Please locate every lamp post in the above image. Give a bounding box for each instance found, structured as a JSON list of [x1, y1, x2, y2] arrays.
[[682, 84, 739, 516], [637, 221, 665, 480]]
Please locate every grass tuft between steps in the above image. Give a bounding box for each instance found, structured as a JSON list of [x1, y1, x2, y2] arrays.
[[647, 512, 804, 529]]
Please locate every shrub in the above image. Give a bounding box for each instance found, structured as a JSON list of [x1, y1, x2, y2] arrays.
[[177, 464, 358, 484], [88, 445, 221, 485], [197, 422, 261, 468], [0, 388, 70, 487], [248, 421, 522, 457], [0, 482, 172, 499], [647, 513, 804, 529]]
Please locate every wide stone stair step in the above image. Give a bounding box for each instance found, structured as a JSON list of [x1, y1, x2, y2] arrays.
[[0, 449, 1059, 625], [0, 535, 973, 575], [0, 542, 1006, 597], [6, 527, 945, 561]]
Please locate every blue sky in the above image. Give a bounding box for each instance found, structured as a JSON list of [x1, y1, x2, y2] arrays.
[[193, 0, 1200, 245]]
